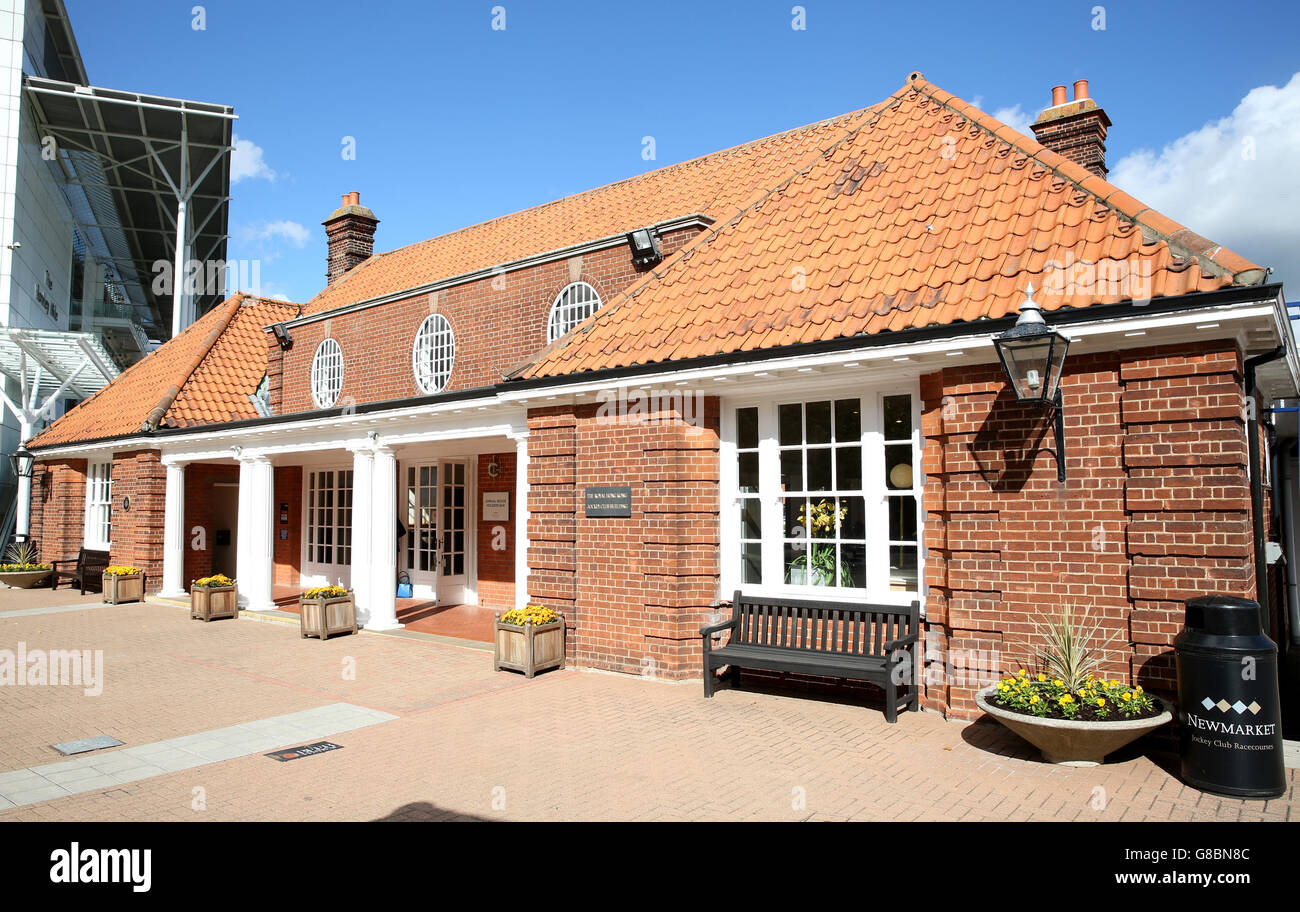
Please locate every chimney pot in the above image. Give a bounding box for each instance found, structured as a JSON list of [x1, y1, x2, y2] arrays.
[[1032, 79, 1111, 178], [323, 192, 379, 286]]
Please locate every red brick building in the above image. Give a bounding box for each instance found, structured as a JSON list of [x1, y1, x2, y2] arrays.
[[22, 74, 1299, 720]]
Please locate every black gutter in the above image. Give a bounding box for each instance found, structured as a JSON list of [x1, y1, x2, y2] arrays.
[[27, 282, 1284, 455], [1246, 345, 1286, 632]]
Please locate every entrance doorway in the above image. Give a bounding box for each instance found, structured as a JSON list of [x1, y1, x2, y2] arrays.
[[402, 459, 470, 604]]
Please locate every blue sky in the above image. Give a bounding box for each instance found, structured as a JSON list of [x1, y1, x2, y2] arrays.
[[64, 0, 1300, 305]]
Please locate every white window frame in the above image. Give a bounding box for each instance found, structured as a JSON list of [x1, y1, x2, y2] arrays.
[[719, 382, 924, 607], [310, 337, 344, 408], [547, 281, 602, 343], [83, 459, 113, 550], [303, 467, 353, 573], [412, 313, 456, 394]]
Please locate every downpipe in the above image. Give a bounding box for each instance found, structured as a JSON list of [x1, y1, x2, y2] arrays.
[[1245, 347, 1285, 633]]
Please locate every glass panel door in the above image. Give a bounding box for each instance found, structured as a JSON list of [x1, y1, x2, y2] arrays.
[[438, 461, 467, 604], [405, 463, 439, 593]]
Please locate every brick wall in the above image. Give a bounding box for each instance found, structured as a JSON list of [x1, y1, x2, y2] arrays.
[[476, 452, 515, 610], [921, 341, 1253, 719], [526, 395, 720, 679], [182, 464, 239, 585], [272, 227, 698, 416], [30, 458, 86, 566], [109, 450, 167, 592], [274, 465, 303, 588]]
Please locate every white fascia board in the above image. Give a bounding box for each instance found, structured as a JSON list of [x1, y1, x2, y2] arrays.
[[501, 295, 1284, 401]]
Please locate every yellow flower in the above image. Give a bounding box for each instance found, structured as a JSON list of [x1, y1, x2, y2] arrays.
[[1037, 673, 1046, 682], [1059, 694, 1073, 705], [1096, 698, 1106, 707], [1122, 692, 1132, 702], [1030, 696, 1039, 705]]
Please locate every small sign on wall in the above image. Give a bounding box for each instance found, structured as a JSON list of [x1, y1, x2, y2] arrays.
[[482, 491, 510, 522], [585, 485, 632, 518]]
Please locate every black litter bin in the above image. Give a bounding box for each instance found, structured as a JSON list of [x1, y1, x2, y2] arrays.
[[1175, 595, 1285, 799]]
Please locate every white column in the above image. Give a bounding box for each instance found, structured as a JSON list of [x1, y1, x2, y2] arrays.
[[349, 446, 375, 624], [236, 454, 275, 612], [13, 419, 33, 541], [512, 432, 530, 609], [160, 460, 187, 596], [366, 445, 401, 630]]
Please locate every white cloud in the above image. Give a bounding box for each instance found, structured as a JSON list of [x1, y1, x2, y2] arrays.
[[231, 134, 276, 183], [992, 104, 1034, 138], [238, 219, 310, 248], [1109, 72, 1300, 292]]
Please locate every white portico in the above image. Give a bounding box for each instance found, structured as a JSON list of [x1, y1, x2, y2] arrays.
[[156, 397, 531, 632]]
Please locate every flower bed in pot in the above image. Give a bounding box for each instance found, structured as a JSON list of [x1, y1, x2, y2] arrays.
[[977, 605, 1171, 766], [0, 541, 51, 589], [191, 574, 239, 622], [103, 566, 145, 605], [494, 605, 565, 678], [299, 585, 356, 640]]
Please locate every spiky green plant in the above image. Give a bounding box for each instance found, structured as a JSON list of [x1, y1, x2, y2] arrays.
[[1030, 605, 1119, 693], [1, 540, 44, 569]]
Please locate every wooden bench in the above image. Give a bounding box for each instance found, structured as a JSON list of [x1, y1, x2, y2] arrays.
[[700, 591, 920, 722], [50, 548, 111, 595]]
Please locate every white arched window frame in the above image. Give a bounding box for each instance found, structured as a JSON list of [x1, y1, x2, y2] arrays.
[[547, 281, 602, 343], [311, 337, 344, 408], [412, 313, 456, 394]]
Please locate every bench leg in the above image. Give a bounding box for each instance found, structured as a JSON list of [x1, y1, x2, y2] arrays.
[[884, 675, 898, 724], [703, 664, 715, 698]]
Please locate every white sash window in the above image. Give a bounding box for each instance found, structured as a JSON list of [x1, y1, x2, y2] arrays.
[[722, 388, 922, 602], [306, 469, 353, 567], [84, 460, 113, 549]]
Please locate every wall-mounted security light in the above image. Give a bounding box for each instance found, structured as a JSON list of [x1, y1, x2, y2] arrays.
[[272, 322, 293, 350], [626, 227, 662, 268], [992, 285, 1071, 482]]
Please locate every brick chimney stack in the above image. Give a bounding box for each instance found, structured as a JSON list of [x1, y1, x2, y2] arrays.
[[323, 191, 379, 286], [1030, 79, 1111, 178]]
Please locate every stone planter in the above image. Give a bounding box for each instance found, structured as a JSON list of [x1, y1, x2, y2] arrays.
[[191, 585, 239, 622], [300, 592, 357, 640], [494, 615, 565, 678], [976, 685, 1172, 767], [102, 572, 145, 605], [0, 568, 51, 589]]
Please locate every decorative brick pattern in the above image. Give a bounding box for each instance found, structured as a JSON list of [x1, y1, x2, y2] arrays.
[[109, 450, 167, 591], [274, 227, 698, 416], [921, 342, 1253, 719], [526, 397, 720, 679]]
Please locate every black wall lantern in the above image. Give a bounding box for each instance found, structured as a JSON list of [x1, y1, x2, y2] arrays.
[[626, 227, 662, 268], [992, 285, 1071, 481], [8, 447, 33, 481]]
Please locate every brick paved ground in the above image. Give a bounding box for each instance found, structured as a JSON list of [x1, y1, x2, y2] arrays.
[[0, 591, 1293, 822]]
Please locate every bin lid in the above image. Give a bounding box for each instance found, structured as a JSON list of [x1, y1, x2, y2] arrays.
[[1184, 595, 1263, 637]]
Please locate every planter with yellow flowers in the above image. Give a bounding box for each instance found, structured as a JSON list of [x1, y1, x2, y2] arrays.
[[191, 574, 239, 622], [494, 605, 565, 678], [299, 585, 356, 640], [976, 606, 1171, 766], [102, 566, 146, 605]]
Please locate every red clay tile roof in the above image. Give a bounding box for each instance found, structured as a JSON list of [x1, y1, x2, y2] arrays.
[[29, 294, 300, 448], [517, 75, 1265, 379], [302, 105, 883, 315]]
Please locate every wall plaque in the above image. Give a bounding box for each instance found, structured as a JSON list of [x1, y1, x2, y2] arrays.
[[482, 491, 510, 522], [585, 485, 632, 518]]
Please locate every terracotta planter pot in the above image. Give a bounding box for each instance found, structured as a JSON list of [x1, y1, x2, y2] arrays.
[[300, 593, 356, 640], [102, 572, 145, 605], [494, 616, 565, 678], [191, 585, 239, 621], [0, 568, 51, 589], [976, 685, 1172, 767]]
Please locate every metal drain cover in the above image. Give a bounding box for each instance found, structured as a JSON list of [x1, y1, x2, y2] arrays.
[[52, 735, 124, 755]]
